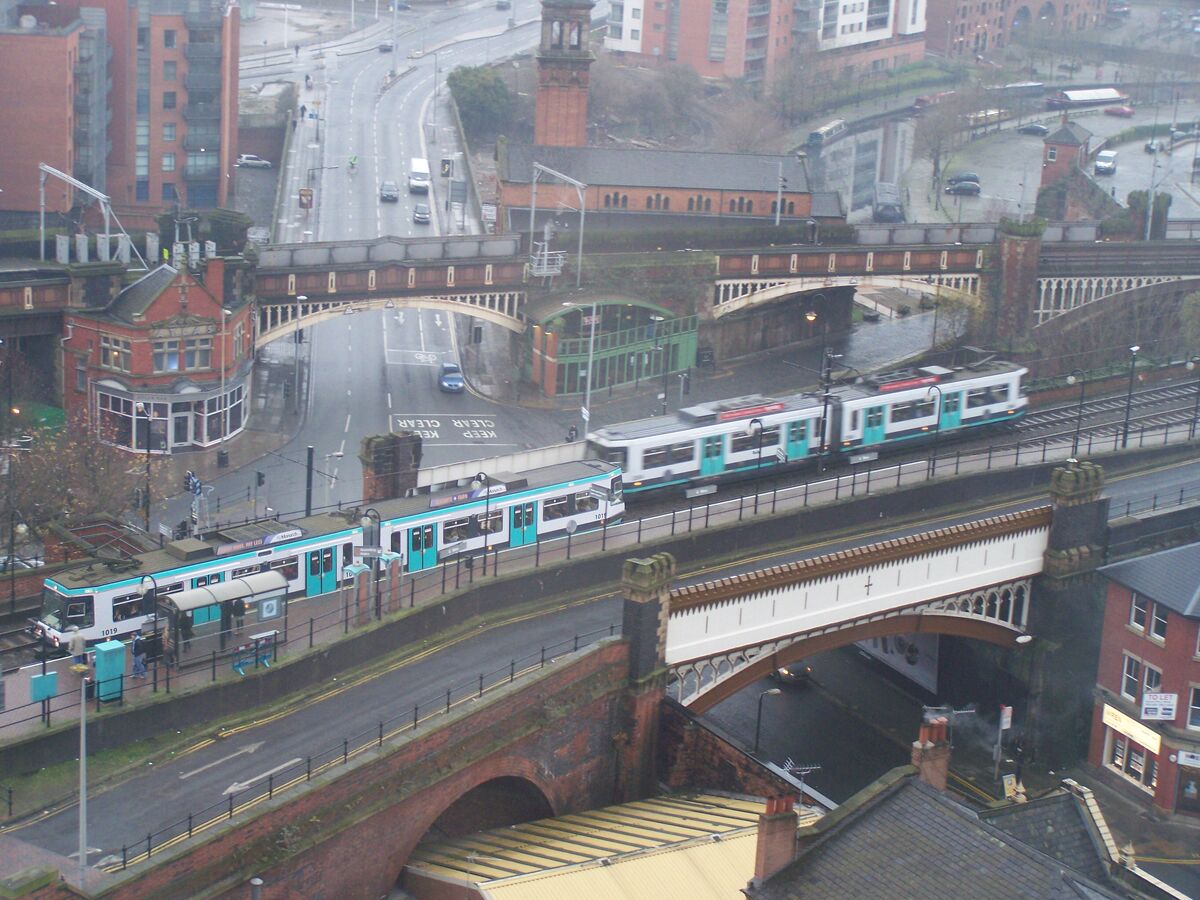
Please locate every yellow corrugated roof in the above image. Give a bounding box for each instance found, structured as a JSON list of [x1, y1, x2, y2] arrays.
[[405, 793, 823, 898]]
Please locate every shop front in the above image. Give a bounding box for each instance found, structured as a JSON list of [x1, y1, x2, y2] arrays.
[[1100, 704, 1161, 796], [1177, 750, 1200, 816], [93, 377, 249, 454]]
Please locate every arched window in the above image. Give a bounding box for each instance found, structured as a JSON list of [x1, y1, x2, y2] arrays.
[[551, 20, 563, 48], [770, 200, 777, 214], [704, 198, 711, 212], [663, 196, 669, 210], [621, 195, 628, 208], [737, 197, 745, 213], [747, 200, 753, 214], [604, 194, 611, 208], [730, 199, 736, 212], [568, 22, 581, 49], [787, 201, 795, 214], [646, 196, 654, 210], [688, 197, 695, 211]]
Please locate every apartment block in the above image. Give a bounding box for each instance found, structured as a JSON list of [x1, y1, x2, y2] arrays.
[[923, 0, 1103, 60], [0, 0, 238, 224]]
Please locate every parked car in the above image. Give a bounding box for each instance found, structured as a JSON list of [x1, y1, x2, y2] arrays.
[[1145, 139, 1163, 154], [945, 181, 981, 196], [379, 180, 400, 202], [377, 39, 394, 52], [412, 201, 431, 224], [770, 660, 813, 684], [408, 47, 425, 59], [1104, 105, 1135, 118], [235, 154, 272, 169], [394, 1, 411, 8], [496, 0, 512, 7], [946, 171, 980, 185], [1017, 123, 1050, 136], [1057, 61, 1082, 72], [1094, 150, 1118, 175], [438, 362, 465, 393]]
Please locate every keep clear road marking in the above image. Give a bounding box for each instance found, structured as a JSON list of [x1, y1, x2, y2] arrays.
[[223, 758, 303, 796], [179, 741, 265, 780], [392, 413, 500, 440]]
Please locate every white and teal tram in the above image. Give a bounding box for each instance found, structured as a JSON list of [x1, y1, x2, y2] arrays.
[[587, 362, 1027, 495], [33, 459, 623, 651]]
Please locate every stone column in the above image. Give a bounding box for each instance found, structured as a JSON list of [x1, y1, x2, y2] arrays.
[[995, 231, 1042, 344]]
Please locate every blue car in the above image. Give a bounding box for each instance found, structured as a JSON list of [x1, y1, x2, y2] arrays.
[[439, 362, 465, 393]]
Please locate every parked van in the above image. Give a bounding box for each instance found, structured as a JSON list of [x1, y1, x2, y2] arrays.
[[408, 157, 431, 193], [1094, 150, 1118, 175]]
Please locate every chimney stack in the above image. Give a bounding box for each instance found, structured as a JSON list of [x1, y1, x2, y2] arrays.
[[912, 716, 951, 791], [751, 795, 798, 886]]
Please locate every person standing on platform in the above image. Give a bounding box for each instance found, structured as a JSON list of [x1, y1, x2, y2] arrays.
[[68, 626, 87, 665], [131, 632, 147, 679]]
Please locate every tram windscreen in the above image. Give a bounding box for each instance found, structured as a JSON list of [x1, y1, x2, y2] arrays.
[[588, 442, 625, 466], [41, 588, 94, 630]]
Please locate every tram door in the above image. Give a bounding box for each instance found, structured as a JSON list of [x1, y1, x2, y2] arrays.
[[786, 420, 810, 461], [305, 547, 337, 596], [190, 573, 224, 624], [408, 524, 437, 571], [939, 392, 962, 430], [862, 407, 887, 445], [510, 502, 538, 547], [699, 435, 725, 476]]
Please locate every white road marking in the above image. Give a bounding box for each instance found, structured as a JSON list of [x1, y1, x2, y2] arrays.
[[179, 742, 265, 780], [223, 758, 303, 796], [344, 414, 352, 433], [387, 392, 393, 409]]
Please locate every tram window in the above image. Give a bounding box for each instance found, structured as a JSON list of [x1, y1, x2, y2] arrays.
[[590, 443, 626, 466], [704, 438, 724, 458], [575, 492, 599, 513], [866, 409, 884, 427], [760, 426, 780, 445], [543, 496, 569, 520], [643, 445, 670, 468], [476, 510, 502, 534], [390, 531, 405, 553], [270, 557, 299, 580], [309, 554, 321, 576], [161, 582, 184, 595], [232, 565, 259, 578], [669, 442, 695, 463], [788, 421, 807, 441], [444, 517, 470, 542], [113, 593, 141, 621], [891, 399, 935, 422], [66, 598, 95, 628], [342, 542, 352, 566], [731, 427, 776, 452], [967, 387, 999, 408], [851, 410, 860, 431]]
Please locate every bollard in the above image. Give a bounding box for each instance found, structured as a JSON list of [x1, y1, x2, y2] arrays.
[[479, 674, 484, 698], [306, 757, 312, 781], [188, 813, 194, 837], [343, 739, 348, 763], [567, 531, 572, 559], [122, 846, 127, 870], [309, 617, 314, 649], [229, 794, 235, 818], [268, 774, 274, 799], [379, 721, 384, 747], [510, 660, 515, 683], [445, 688, 451, 714], [414, 704, 419, 730], [211, 650, 217, 682]]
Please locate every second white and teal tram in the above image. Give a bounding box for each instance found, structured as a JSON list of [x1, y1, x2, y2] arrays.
[[33, 459, 624, 651], [588, 362, 1027, 495]]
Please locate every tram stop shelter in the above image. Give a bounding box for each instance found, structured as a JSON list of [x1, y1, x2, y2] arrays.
[[156, 570, 288, 663]]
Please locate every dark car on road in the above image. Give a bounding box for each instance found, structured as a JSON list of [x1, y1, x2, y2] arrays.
[[1017, 123, 1050, 136], [945, 181, 982, 195], [379, 180, 400, 202], [438, 362, 465, 393], [412, 202, 431, 224], [770, 660, 813, 684], [946, 171, 980, 185]]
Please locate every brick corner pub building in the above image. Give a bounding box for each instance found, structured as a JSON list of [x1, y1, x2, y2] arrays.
[[1088, 542, 1200, 818], [62, 254, 255, 456]]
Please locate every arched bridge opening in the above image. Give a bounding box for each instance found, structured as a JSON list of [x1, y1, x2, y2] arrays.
[[680, 611, 1030, 714], [418, 775, 555, 846]]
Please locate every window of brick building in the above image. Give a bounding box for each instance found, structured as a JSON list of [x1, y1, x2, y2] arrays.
[[1121, 654, 1141, 700], [163, 91, 177, 110], [164, 60, 177, 81], [164, 29, 176, 48]]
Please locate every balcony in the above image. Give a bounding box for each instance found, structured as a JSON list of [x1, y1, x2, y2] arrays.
[[184, 164, 219, 181], [185, 7, 221, 29], [748, 3, 771, 15], [185, 70, 222, 91], [184, 102, 220, 121], [746, 26, 769, 38], [185, 42, 221, 61], [183, 132, 219, 151], [744, 46, 767, 60]]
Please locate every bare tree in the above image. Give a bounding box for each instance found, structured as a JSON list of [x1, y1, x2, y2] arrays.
[[711, 85, 782, 153]]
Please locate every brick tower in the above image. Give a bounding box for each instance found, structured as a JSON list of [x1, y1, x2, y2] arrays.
[[534, 0, 595, 147]]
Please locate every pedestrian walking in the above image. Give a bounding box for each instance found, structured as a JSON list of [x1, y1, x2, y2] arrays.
[[232, 597, 246, 631], [300, 103, 307, 120], [132, 631, 147, 679], [294, 42, 300, 58], [68, 625, 87, 665]]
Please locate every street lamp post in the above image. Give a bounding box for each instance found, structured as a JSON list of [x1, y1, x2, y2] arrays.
[[474, 472, 490, 574], [361, 507, 382, 618], [135, 402, 154, 533], [1188, 356, 1200, 440], [926, 385, 943, 478], [294, 295, 306, 413], [817, 348, 839, 472], [754, 687, 782, 755], [219, 307, 232, 446], [563, 300, 599, 435], [1121, 344, 1140, 449], [1066, 369, 1086, 456]]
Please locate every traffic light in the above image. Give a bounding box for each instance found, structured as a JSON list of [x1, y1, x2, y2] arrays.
[[440, 158, 453, 177], [256, 471, 266, 487]]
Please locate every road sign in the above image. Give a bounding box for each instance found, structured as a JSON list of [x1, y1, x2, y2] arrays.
[[298, 187, 314, 209], [440, 158, 453, 177], [158, 523, 173, 539], [999, 704, 1012, 730], [588, 485, 612, 503], [359, 547, 383, 559], [581, 407, 590, 422]]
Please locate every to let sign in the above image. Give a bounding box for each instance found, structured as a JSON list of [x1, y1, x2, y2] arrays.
[[1141, 692, 1178, 721]]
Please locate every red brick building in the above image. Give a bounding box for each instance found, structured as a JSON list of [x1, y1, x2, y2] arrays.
[[924, 0, 1104, 60], [1088, 543, 1200, 817], [61, 255, 254, 455], [1039, 120, 1091, 190], [0, 0, 239, 224]]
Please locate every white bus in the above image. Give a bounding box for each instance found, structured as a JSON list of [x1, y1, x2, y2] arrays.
[[408, 157, 431, 193], [806, 119, 847, 148]]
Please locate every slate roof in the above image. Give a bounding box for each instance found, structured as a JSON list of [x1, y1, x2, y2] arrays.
[[981, 792, 1110, 885], [1099, 541, 1200, 618], [1046, 121, 1092, 147], [503, 143, 813, 194], [108, 264, 179, 324], [748, 779, 1127, 900]]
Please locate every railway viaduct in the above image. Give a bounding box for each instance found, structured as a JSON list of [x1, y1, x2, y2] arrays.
[[7, 452, 1181, 898]]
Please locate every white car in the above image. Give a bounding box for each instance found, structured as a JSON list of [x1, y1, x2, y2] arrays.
[[236, 154, 273, 169]]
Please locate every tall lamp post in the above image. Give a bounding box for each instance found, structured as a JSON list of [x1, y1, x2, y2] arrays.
[[563, 299, 599, 435], [293, 295, 307, 413], [926, 385, 943, 478], [1121, 344, 1140, 449], [219, 307, 232, 447], [361, 507, 381, 618], [1066, 369, 1086, 456], [474, 472, 490, 573], [1188, 356, 1200, 441], [754, 687, 782, 755]]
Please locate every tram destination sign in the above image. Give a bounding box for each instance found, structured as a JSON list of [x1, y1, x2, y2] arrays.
[[216, 529, 303, 556]]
